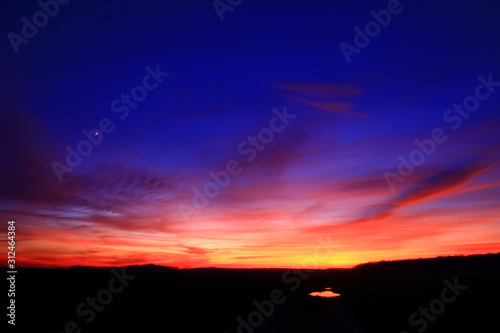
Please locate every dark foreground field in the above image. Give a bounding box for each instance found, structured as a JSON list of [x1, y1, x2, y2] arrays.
[[7, 253, 500, 332]]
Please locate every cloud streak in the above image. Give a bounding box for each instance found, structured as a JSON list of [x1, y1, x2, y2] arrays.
[[354, 162, 488, 223]]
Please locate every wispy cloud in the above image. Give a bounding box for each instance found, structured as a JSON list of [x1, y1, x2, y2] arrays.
[[354, 162, 488, 223], [275, 82, 366, 116]]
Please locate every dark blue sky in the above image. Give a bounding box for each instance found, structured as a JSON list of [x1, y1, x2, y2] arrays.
[[1, 0, 499, 267]]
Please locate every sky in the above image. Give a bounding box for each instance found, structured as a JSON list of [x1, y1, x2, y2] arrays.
[[0, 0, 499, 268]]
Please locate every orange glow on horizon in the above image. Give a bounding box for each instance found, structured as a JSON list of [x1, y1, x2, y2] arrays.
[[4, 165, 500, 269]]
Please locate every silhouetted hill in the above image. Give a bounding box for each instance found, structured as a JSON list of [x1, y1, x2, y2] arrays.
[[9, 253, 499, 332], [71, 263, 179, 272], [354, 252, 500, 271]]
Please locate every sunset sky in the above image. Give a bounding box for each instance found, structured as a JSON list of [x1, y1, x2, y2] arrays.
[[1, 0, 499, 268]]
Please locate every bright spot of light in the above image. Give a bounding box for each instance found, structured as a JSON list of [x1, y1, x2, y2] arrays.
[[308, 290, 341, 297]]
